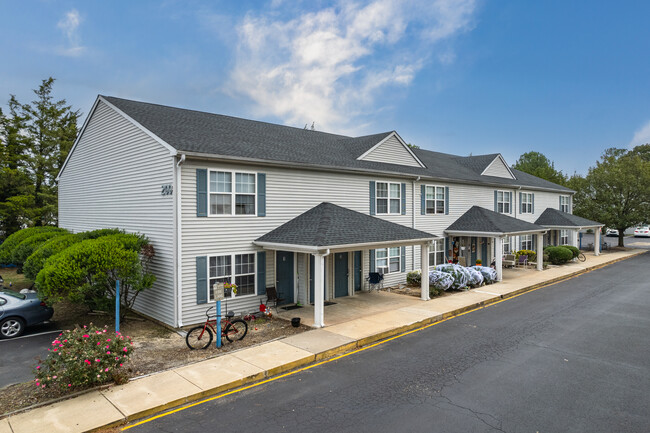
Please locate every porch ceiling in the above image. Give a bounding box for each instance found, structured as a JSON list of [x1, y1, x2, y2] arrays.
[[445, 205, 547, 238], [254, 202, 438, 253], [535, 208, 603, 229]]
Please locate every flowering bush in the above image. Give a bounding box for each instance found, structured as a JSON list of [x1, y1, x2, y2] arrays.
[[34, 324, 133, 391]]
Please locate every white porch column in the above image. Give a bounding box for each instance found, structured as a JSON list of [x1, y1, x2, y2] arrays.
[[495, 236, 503, 281], [594, 228, 601, 256], [536, 233, 544, 271], [572, 230, 579, 247], [313, 253, 325, 328], [420, 243, 430, 300]]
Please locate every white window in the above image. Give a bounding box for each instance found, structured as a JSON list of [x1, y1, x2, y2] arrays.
[[560, 230, 569, 245], [502, 236, 511, 254], [428, 239, 445, 267], [521, 193, 533, 214], [521, 234, 533, 250], [376, 247, 401, 274], [497, 190, 511, 213], [560, 196, 570, 213], [208, 253, 256, 300], [425, 186, 445, 214], [377, 182, 401, 214], [209, 170, 256, 215]]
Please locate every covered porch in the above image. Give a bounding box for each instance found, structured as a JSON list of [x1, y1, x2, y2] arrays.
[[535, 208, 604, 255], [445, 206, 549, 281], [254, 202, 439, 327]]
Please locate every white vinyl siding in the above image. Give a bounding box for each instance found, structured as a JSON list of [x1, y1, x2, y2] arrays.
[[482, 156, 515, 179], [360, 135, 422, 167], [58, 100, 176, 326]]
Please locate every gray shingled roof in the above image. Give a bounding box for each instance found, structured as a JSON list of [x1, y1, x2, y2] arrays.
[[254, 202, 436, 249], [446, 206, 547, 235], [535, 208, 602, 227], [101, 96, 573, 193]]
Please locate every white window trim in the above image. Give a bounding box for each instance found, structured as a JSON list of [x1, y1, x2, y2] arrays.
[[375, 247, 401, 274], [208, 169, 257, 217], [207, 252, 257, 301], [521, 192, 533, 214], [425, 185, 446, 215], [559, 230, 569, 245], [428, 239, 446, 268], [497, 190, 511, 214], [502, 236, 511, 254], [376, 181, 402, 215], [560, 195, 570, 213], [521, 234, 533, 250]]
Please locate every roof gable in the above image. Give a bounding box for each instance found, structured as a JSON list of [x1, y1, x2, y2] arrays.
[[535, 208, 602, 227], [357, 132, 425, 168], [481, 154, 516, 179], [446, 206, 546, 235]]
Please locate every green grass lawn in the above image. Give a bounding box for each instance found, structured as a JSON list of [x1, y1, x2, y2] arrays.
[[0, 267, 34, 291]]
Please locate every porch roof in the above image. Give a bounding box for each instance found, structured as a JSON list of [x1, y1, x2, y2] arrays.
[[535, 208, 603, 229], [445, 206, 547, 237], [254, 202, 438, 253]]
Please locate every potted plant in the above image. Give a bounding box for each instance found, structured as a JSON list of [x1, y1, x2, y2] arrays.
[[475, 259, 482, 266], [225, 282, 238, 298]]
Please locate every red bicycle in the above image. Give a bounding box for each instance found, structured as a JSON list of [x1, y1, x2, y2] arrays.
[[185, 306, 248, 350]]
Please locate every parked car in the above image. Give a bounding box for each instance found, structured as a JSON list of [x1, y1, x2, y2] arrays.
[[634, 226, 650, 237], [605, 229, 619, 237], [0, 288, 54, 339]]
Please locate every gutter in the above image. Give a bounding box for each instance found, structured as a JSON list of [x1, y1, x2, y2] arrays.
[[174, 154, 186, 327], [253, 237, 438, 253]]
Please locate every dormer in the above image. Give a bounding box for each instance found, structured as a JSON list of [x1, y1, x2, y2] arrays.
[[357, 132, 425, 168], [481, 154, 516, 179]]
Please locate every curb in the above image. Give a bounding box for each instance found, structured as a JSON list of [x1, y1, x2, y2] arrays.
[[5, 250, 646, 432]]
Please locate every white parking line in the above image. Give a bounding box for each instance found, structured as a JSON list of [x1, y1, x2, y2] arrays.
[[0, 329, 62, 342]]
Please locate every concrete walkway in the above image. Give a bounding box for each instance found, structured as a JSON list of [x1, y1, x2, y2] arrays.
[[1, 249, 644, 433]]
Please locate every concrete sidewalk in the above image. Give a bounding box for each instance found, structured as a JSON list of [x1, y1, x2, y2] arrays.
[[1, 249, 645, 433]]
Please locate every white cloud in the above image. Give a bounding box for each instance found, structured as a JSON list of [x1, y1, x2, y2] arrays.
[[630, 120, 650, 147], [225, 0, 477, 133], [57, 9, 85, 56]]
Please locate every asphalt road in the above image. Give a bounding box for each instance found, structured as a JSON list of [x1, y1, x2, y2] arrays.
[[580, 233, 650, 250], [129, 252, 650, 433], [0, 323, 60, 388]]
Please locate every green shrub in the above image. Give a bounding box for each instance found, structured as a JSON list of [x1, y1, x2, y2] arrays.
[[475, 259, 482, 265], [36, 235, 155, 316], [564, 245, 580, 259], [75, 228, 123, 241], [35, 324, 133, 391], [515, 249, 537, 262], [0, 227, 62, 264], [23, 234, 81, 280], [545, 246, 573, 265], [11, 230, 69, 267], [406, 270, 421, 285]]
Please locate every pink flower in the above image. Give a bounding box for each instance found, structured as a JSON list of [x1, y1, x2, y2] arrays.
[[119, 363, 123, 367], [36, 382, 40, 386], [95, 358, 100, 362], [106, 338, 111, 342], [123, 347, 128, 352], [97, 374, 100, 378], [105, 368, 109, 372], [53, 375, 57, 379], [64, 339, 68, 343], [115, 357, 119, 361], [53, 348, 58, 352], [97, 342, 101, 346], [106, 351, 111, 355], [106, 345, 109, 349], [36, 366, 40, 370], [59, 344, 63, 347], [82, 334, 89, 338], [68, 384, 71, 387], [84, 360, 91, 365]]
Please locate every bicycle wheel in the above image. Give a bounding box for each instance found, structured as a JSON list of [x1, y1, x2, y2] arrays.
[[578, 253, 586, 262], [186, 326, 213, 350], [225, 319, 248, 342]]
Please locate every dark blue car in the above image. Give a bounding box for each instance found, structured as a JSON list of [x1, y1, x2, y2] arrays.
[[0, 289, 54, 339]]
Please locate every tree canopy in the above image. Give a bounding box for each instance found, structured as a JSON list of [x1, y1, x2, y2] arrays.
[[0, 78, 79, 239], [511, 151, 568, 186], [572, 144, 650, 246]]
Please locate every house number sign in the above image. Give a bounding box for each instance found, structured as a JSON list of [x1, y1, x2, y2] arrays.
[[161, 184, 173, 196]]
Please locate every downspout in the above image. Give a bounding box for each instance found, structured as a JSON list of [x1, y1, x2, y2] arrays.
[[413, 177, 420, 270], [175, 153, 186, 327]]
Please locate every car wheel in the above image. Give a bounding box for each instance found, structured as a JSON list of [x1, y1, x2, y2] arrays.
[[0, 317, 25, 339]]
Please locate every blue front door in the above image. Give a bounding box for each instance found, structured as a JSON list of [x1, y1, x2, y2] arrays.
[[353, 251, 362, 291], [334, 252, 348, 298], [276, 251, 294, 304], [481, 238, 488, 264], [471, 237, 477, 265]]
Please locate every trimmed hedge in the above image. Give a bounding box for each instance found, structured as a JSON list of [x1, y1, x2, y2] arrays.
[[11, 230, 70, 267], [23, 234, 81, 280], [564, 245, 580, 259], [0, 226, 63, 264], [545, 246, 573, 265]]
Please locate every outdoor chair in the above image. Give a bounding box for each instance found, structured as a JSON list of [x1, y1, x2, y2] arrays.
[[502, 254, 516, 268], [264, 286, 284, 313], [366, 272, 384, 291], [516, 254, 528, 268]]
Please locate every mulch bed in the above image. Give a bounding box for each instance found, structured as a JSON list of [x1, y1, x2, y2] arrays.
[[381, 284, 452, 298]]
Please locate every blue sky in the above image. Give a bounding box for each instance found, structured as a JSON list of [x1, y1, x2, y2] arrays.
[[1, 0, 649, 175]]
